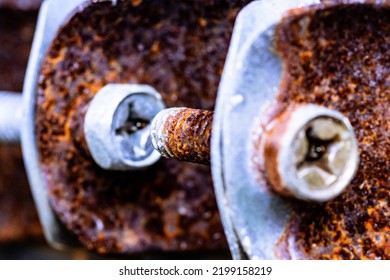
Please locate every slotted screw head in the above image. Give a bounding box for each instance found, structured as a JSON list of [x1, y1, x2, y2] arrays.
[[84, 84, 165, 170], [263, 104, 359, 202]]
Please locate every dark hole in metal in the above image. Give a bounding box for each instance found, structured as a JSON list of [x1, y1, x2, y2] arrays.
[[304, 126, 338, 162], [115, 103, 150, 136]]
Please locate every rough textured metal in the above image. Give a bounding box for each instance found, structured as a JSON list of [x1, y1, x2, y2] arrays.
[[262, 104, 359, 202], [212, 1, 390, 259], [212, 0, 388, 260], [151, 108, 213, 165], [84, 84, 164, 170], [212, 0, 321, 260], [35, 0, 252, 254], [23, 0, 93, 250], [270, 0, 389, 260], [0, 8, 42, 242]]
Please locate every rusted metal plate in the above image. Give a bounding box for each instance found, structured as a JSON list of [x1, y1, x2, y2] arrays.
[[0, 8, 42, 242], [214, 0, 388, 259], [270, 0, 389, 260], [36, 0, 252, 254]]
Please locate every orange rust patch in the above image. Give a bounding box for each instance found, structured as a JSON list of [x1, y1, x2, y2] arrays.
[[272, 1, 389, 259]]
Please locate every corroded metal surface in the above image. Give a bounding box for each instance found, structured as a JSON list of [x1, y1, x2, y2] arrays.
[[0, 8, 42, 242], [262, 104, 359, 202], [36, 0, 251, 254], [151, 108, 213, 165], [267, 1, 389, 259]]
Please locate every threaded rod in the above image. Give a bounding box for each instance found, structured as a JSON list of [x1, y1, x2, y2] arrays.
[[151, 108, 213, 165]]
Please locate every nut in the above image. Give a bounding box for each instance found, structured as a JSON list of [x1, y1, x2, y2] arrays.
[[84, 84, 165, 170], [263, 104, 359, 202]]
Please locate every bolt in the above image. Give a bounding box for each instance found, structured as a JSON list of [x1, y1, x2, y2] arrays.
[[84, 84, 165, 170], [150, 108, 213, 165], [150, 104, 358, 202], [1, 84, 353, 201], [263, 104, 359, 202], [0, 91, 22, 143]]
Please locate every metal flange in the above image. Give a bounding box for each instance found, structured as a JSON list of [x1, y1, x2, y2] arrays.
[[212, 0, 389, 259]]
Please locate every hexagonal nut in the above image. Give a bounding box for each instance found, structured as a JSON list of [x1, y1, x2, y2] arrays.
[[84, 84, 165, 170]]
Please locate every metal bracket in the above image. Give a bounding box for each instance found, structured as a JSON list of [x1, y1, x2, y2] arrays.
[[211, 0, 321, 259]]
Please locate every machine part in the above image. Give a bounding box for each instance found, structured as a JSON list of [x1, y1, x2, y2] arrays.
[[0, 7, 42, 242], [262, 104, 359, 202], [151, 108, 213, 165], [84, 84, 164, 170], [212, 0, 389, 260], [26, 0, 252, 253], [0, 92, 22, 143], [150, 104, 358, 202], [272, 0, 389, 259], [23, 0, 89, 250]]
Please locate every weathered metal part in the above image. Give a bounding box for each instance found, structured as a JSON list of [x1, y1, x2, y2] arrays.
[[0, 92, 22, 143], [212, 0, 389, 259], [84, 84, 164, 170], [151, 108, 213, 165], [23, 0, 89, 250], [272, 0, 389, 260], [262, 104, 359, 202], [0, 8, 42, 242], [33, 0, 252, 254]]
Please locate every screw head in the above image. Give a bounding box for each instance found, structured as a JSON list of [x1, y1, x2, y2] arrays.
[[84, 84, 165, 170], [264, 104, 359, 202]]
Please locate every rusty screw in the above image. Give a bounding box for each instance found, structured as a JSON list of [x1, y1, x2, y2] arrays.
[[263, 104, 359, 202], [150, 108, 213, 165]]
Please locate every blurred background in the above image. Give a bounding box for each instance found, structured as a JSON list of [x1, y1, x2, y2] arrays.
[[0, 0, 46, 259], [0, 0, 76, 259]]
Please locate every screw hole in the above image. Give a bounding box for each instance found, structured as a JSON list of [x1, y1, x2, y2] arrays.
[[304, 127, 338, 162], [115, 103, 150, 136]]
